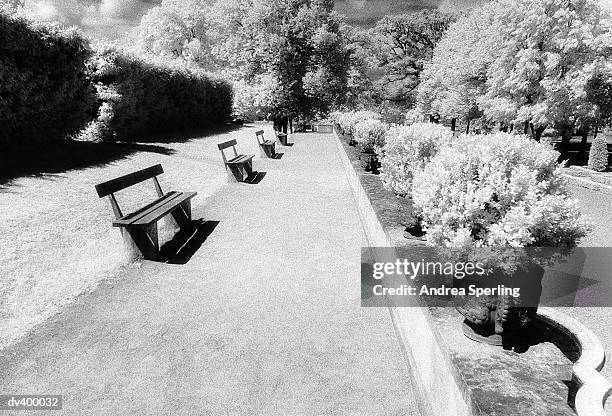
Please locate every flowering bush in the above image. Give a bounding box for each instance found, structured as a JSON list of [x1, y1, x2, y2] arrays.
[[379, 122, 453, 197], [333, 110, 381, 136], [404, 108, 426, 125], [587, 135, 608, 172], [412, 132, 591, 249], [353, 118, 387, 153]]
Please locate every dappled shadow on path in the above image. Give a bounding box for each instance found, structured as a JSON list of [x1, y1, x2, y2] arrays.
[[0, 141, 174, 187], [160, 219, 220, 265], [134, 124, 243, 144]]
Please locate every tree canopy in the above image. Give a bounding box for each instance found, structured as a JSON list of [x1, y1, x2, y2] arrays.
[[366, 10, 454, 113], [127, 0, 350, 119], [418, 0, 612, 139]]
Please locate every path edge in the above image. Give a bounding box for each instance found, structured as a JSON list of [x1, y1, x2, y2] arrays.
[[332, 128, 475, 416], [332, 127, 612, 416]]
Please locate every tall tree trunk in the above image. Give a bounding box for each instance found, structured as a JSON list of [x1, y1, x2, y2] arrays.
[[524, 120, 530, 135], [533, 125, 546, 142], [466, 119, 471, 134], [451, 118, 456, 132]]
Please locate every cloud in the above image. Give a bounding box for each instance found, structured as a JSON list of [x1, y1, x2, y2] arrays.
[[22, 0, 161, 38], [99, 0, 158, 19], [20, 0, 612, 40]]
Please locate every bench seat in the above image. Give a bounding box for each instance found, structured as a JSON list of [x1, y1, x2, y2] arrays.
[[226, 154, 254, 164], [113, 191, 197, 227]]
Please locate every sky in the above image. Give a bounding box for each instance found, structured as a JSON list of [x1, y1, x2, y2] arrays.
[[11, 0, 612, 39], [14, 0, 448, 39]]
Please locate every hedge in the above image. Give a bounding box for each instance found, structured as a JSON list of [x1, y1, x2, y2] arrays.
[[87, 47, 233, 141], [0, 12, 95, 146]]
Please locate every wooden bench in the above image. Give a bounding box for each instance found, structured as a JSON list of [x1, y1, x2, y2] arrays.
[[255, 130, 276, 158], [95, 164, 197, 261], [218, 139, 255, 182], [274, 129, 289, 146], [296, 121, 314, 132], [315, 124, 334, 133]]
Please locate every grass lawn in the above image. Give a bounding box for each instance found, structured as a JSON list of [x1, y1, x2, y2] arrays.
[[0, 123, 269, 350]]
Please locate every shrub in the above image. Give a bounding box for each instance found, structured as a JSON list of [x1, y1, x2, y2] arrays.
[[86, 45, 233, 141], [379, 122, 453, 197], [353, 118, 387, 153], [412, 132, 591, 248], [334, 110, 381, 136], [404, 108, 426, 125], [0, 13, 95, 146], [587, 135, 608, 172]]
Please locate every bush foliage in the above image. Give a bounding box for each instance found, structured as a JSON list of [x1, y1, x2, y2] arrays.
[[379, 122, 453, 197], [587, 135, 608, 171], [0, 13, 95, 146], [353, 118, 387, 153], [331, 110, 381, 136], [412, 132, 591, 248], [87, 46, 233, 141]]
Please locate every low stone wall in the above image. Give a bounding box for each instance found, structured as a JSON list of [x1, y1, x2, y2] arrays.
[[332, 126, 612, 416], [333, 128, 475, 416]]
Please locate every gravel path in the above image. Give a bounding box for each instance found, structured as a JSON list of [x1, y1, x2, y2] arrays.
[[0, 131, 417, 415]]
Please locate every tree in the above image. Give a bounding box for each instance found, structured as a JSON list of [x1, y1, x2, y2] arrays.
[[208, 0, 350, 119], [366, 10, 454, 113], [336, 22, 376, 110], [416, 4, 499, 128], [418, 0, 612, 141], [128, 0, 352, 119], [128, 0, 214, 66], [479, 0, 612, 141]]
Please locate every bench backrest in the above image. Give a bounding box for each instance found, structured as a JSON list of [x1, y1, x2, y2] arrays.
[[95, 164, 165, 219], [255, 130, 265, 144], [218, 139, 238, 163]]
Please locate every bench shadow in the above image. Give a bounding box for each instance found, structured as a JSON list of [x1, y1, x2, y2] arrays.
[[245, 171, 267, 184], [160, 219, 220, 264], [0, 141, 174, 187], [272, 153, 284, 159]]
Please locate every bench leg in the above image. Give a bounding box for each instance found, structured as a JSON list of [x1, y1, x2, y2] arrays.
[[260, 143, 276, 158], [226, 165, 242, 183], [169, 199, 191, 228], [121, 224, 158, 261], [243, 160, 254, 179]]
